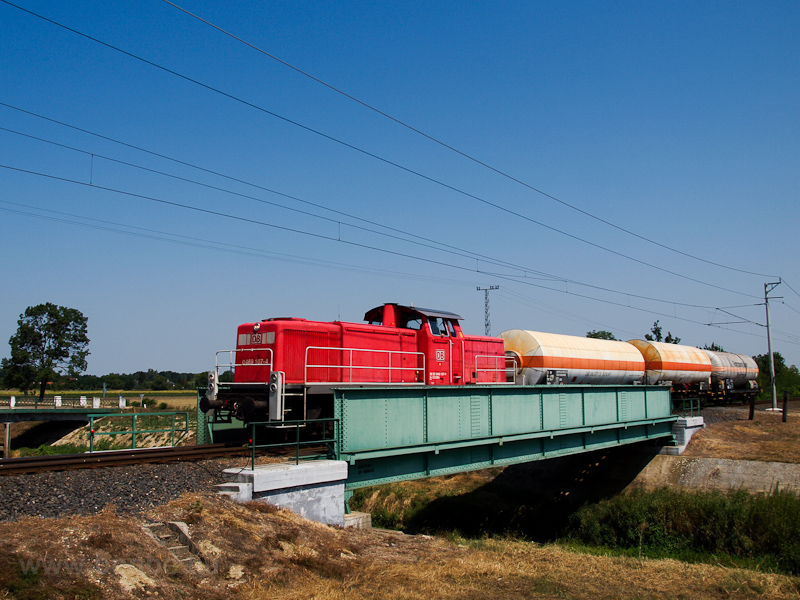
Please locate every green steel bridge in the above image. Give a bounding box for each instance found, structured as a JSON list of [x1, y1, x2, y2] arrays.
[[201, 384, 677, 491]]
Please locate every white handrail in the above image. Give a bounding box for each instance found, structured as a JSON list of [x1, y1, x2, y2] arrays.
[[304, 346, 425, 385], [474, 354, 515, 384], [215, 348, 274, 384]]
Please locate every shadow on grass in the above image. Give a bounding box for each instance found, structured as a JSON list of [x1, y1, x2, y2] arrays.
[[400, 443, 662, 541]]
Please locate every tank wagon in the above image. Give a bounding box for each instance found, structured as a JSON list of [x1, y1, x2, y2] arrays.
[[700, 349, 759, 402], [501, 330, 645, 385], [202, 303, 759, 426]]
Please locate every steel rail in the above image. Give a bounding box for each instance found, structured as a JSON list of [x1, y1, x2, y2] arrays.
[[0, 444, 251, 476]]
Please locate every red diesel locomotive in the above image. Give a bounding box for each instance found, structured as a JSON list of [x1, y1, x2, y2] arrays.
[[201, 303, 507, 422]]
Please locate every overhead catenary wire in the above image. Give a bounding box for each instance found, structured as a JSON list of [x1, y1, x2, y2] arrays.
[[0, 2, 766, 299], [162, 0, 778, 280], [11, 193, 797, 348], [495, 288, 641, 339], [781, 279, 800, 301], [0, 135, 756, 313], [487, 269, 800, 345], [0, 201, 482, 287], [4, 161, 783, 341], [0, 125, 530, 274], [0, 110, 764, 306], [0, 106, 525, 272]]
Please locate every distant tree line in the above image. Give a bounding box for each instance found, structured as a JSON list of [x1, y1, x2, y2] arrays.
[[1, 367, 210, 393], [754, 352, 800, 400]]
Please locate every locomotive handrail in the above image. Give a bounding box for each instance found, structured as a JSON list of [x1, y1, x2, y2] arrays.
[[215, 348, 274, 384], [474, 354, 516, 384], [304, 346, 425, 385]]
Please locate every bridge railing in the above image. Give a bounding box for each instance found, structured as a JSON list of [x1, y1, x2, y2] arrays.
[[0, 395, 126, 410], [673, 397, 702, 418], [88, 412, 190, 451], [247, 418, 340, 470]]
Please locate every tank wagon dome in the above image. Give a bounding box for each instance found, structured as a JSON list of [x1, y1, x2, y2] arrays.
[[626, 339, 712, 385], [700, 349, 759, 384], [500, 329, 645, 385]]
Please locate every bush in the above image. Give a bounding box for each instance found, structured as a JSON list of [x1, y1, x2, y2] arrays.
[[564, 488, 800, 574]]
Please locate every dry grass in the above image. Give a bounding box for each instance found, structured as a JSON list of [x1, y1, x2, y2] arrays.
[[242, 536, 800, 600], [0, 492, 798, 599], [685, 407, 800, 463]]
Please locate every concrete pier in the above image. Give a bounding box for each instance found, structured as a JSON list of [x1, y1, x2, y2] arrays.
[[661, 416, 705, 455], [218, 460, 348, 526]]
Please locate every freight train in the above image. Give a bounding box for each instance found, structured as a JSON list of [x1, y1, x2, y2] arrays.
[[200, 302, 759, 424]]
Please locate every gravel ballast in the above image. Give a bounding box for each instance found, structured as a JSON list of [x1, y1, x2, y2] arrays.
[[0, 458, 252, 521]]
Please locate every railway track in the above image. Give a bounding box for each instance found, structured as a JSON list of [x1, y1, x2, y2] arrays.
[[0, 444, 252, 476]]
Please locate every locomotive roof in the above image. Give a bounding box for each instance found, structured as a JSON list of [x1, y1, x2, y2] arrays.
[[363, 303, 463, 322]]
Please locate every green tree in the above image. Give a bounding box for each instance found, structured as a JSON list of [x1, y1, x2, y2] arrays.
[[586, 330, 618, 340], [703, 342, 725, 352], [754, 352, 786, 381], [644, 320, 680, 344], [1, 303, 89, 400]]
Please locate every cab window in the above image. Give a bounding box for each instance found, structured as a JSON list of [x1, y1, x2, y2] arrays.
[[402, 316, 422, 330], [429, 317, 450, 336], [445, 320, 457, 337]]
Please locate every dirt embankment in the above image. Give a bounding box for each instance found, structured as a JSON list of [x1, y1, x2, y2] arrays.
[[684, 404, 800, 463], [628, 404, 800, 494], [2, 492, 798, 600]]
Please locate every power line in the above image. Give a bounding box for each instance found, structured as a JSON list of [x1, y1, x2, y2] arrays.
[[4, 183, 798, 348], [781, 279, 800, 300], [0, 105, 761, 301], [488, 270, 800, 345], [0, 107, 524, 272], [0, 116, 761, 308], [0, 201, 483, 286], [0, 125, 527, 273], [0, 141, 761, 316], [483, 269, 735, 310], [162, 0, 779, 280], [0, 2, 766, 297]]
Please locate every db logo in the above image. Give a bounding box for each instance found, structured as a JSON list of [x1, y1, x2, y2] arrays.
[[435, 350, 446, 362]]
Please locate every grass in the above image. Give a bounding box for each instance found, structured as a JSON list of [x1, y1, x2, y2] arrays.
[[349, 471, 498, 531], [18, 440, 116, 456], [351, 472, 800, 576], [563, 487, 800, 575]]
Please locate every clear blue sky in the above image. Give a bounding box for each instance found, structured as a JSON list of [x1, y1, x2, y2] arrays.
[[1, 0, 798, 375]]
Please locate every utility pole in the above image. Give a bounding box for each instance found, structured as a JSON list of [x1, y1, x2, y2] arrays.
[[764, 279, 782, 411], [476, 286, 499, 336]]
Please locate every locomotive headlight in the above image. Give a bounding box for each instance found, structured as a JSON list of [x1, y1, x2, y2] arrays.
[[269, 383, 278, 392], [270, 372, 279, 383], [253, 322, 261, 332]]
